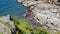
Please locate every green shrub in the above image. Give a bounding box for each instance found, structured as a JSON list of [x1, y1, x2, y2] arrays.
[[11, 17, 33, 34], [33, 27, 50, 34], [11, 16, 50, 34]]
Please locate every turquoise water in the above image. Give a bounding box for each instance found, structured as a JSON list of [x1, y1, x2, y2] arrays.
[[0, 0, 26, 17]]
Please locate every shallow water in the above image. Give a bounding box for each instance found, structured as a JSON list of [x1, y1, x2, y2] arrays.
[[0, 0, 26, 17]]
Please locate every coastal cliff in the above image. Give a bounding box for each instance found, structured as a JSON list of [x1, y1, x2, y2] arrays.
[[17, 0, 60, 34]]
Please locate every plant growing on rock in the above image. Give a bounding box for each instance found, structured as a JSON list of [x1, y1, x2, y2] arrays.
[[11, 17, 33, 34], [33, 27, 50, 34], [11, 16, 50, 34]]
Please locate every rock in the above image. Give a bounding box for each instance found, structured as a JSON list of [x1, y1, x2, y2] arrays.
[[0, 23, 11, 34], [0, 15, 15, 34], [54, 0, 60, 5], [33, 3, 60, 32], [23, 1, 37, 7], [17, 0, 60, 33], [17, 0, 24, 2]]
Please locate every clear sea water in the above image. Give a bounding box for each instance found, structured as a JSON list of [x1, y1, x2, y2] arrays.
[[0, 0, 33, 27], [0, 0, 26, 17]]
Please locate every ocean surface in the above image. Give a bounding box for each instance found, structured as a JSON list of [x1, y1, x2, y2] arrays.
[[0, 0, 26, 17]]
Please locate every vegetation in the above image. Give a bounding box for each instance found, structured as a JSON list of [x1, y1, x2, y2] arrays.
[[54, 31, 60, 34], [11, 17, 33, 34], [33, 27, 50, 34], [4, 22, 13, 30], [0, 32, 3, 34], [11, 16, 50, 34]]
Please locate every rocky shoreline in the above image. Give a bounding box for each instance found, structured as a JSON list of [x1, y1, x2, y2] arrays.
[[17, 0, 60, 34]]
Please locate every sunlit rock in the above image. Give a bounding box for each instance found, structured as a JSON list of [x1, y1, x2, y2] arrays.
[[17, 0, 60, 33], [0, 15, 15, 34]]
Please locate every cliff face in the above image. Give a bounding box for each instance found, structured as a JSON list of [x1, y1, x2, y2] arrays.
[[17, 0, 60, 34]]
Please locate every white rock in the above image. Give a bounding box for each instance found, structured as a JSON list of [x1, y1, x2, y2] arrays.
[[17, 0, 24, 2], [17, 0, 60, 33], [23, 1, 37, 6], [0, 15, 15, 34]]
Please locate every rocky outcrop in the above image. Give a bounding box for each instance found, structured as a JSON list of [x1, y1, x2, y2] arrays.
[[17, 0, 60, 34], [0, 15, 15, 34]]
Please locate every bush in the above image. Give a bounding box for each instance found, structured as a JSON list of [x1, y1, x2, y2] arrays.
[[11, 16, 50, 34], [33, 27, 50, 34], [11, 17, 33, 34]]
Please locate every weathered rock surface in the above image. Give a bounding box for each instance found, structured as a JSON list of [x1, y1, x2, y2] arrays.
[[0, 15, 15, 34], [17, 0, 60, 33]]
